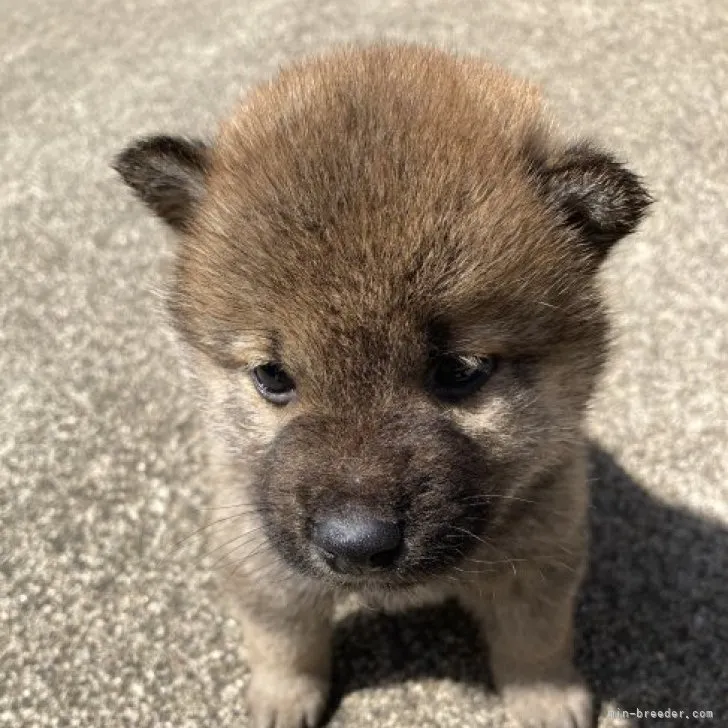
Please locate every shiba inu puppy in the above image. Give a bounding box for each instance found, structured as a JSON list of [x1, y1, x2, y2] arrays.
[[115, 43, 650, 728]]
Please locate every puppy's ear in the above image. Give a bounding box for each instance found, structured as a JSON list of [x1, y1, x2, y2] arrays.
[[113, 135, 209, 232], [536, 142, 652, 261]]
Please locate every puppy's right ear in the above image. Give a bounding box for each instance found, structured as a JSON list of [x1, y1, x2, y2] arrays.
[[113, 135, 209, 232]]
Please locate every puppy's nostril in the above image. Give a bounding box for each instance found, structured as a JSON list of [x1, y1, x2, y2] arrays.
[[368, 544, 400, 569], [311, 513, 403, 572]]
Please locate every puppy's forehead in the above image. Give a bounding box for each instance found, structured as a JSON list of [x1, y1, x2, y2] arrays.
[[182, 46, 588, 357], [205, 44, 551, 246]]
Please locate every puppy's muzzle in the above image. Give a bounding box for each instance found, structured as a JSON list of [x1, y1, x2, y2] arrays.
[[311, 511, 403, 573]]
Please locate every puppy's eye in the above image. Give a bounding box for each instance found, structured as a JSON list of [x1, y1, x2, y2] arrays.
[[251, 363, 296, 404], [429, 355, 498, 402]]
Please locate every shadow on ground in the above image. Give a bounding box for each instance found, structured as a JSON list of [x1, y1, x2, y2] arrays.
[[328, 447, 727, 727]]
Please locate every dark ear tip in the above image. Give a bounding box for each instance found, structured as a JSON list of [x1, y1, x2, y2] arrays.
[[111, 142, 141, 184], [539, 141, 653, 251], [112, 134, 209, 230], [606, 163, 654, 235], [111, 136, 162, 186], [631, 179, 654, 223], [112, 135, 202, 182]]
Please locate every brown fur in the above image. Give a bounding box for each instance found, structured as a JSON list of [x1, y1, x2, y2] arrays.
[[114, 43, 650, 728]]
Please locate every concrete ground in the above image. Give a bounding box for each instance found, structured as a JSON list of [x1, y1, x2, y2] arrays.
[[1, 1, 727, 727]]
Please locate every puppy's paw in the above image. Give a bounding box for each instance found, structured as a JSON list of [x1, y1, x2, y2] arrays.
[[247, 669, 329, 728], [503, 679, 593, 728]]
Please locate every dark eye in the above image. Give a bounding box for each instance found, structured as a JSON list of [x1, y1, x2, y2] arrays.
[[252, 363, 296, 404], [429, 355, 498, 402]]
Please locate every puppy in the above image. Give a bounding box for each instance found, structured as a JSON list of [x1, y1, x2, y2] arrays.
[[115, 44, 650, 728]]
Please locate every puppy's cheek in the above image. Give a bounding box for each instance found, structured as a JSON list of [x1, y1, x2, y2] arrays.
[[237, 395, 290, 452], [449, 395, 537, 462], [450, 373, 583, 468], [185, 349, 289, 454]]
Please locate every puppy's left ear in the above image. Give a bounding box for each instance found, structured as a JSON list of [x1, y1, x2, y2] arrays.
[[536, 142, 652, 262], [113, 135, 209, 232]]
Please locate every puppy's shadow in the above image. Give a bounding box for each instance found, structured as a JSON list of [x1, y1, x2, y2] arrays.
[[329, 447, 728, 724]]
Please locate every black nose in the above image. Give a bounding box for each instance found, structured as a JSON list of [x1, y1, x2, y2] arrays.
[[311, 513, 403, 572]]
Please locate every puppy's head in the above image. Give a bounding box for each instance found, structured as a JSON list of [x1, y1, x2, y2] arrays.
[[115, 45, 650, 588]]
